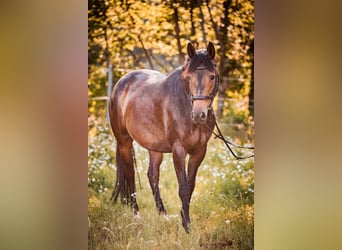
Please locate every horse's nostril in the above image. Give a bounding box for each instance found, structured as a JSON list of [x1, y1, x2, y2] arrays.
[[191, 111, 207, 123]]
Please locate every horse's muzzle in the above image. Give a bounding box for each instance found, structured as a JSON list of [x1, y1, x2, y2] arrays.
[[191, 110, 207, 124]]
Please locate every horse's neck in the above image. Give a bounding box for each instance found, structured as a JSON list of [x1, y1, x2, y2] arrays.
[[163, 67, 187, 98], [161, 67, 194, 121]]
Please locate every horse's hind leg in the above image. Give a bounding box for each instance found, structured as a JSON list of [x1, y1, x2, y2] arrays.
[[147, 151, 166, 214], [112, 140, 139, 214]]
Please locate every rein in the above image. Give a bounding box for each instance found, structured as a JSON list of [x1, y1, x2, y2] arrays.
[[189, 65, 254, 159], [204, 113, 255, 160]]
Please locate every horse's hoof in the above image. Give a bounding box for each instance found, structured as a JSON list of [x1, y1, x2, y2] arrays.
[[183, 223, 191, 233], [159, 209, 167, 216], [134, 211, 141, 219], [180, 210, 191, 233]]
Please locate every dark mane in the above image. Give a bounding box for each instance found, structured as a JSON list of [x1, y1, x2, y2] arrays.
[[187, 49, 215, 72]]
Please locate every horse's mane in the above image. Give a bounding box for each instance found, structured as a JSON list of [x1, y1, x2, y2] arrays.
[[186, 49, 216, 72]]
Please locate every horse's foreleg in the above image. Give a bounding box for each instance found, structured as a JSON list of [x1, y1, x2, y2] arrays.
[[147, 151, 166, 214], [187, 147, 207, 200], [172, 143, 191, 233]]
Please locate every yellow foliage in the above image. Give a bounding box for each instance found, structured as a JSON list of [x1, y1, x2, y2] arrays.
[[88, 195, 101, 211]]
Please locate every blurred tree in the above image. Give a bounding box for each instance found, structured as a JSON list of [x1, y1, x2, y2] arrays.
[[88, 0, 112, 115], [88, 0, 254, 121], [205, 0, 254, 118], [88, 0, 111, 69], [210, 0, 232, 118], [169, 1, 185, 65], [248, 38, 254, 116]]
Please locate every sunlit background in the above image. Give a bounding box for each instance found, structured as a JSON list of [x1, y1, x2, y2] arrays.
[[0, 0, 342, 249], [88, 0, 254, 248]]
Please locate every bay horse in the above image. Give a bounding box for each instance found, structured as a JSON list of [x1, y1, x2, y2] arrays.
[[109, 42, 219, 233]]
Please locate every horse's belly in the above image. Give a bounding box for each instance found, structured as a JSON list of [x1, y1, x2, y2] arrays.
[[137, 138, 172, 153], [126, 110, 172, 153], [128, 128, 172, 153]]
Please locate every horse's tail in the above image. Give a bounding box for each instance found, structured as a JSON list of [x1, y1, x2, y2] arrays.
[[110, 143, 127, 203], [110, 144, 138, 212]]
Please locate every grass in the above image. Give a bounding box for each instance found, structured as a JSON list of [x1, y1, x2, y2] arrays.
[[88, 117, 254, 249]]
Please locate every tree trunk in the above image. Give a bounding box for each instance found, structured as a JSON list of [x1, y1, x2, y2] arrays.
[[216, 76, 229, 118], [216, 0, 231, 118], [103, 28, 112, 122], [190, 2, 196, 38], [197, 0, 207, 45], [205, 0, 218, 38], [106, 64, 113, 122], [138, 36, 154, 69], [173, 5, 185, 64], [248, 39, 254, 117]]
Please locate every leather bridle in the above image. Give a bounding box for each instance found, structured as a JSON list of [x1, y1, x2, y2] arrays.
[[190, 65, 220, 110]]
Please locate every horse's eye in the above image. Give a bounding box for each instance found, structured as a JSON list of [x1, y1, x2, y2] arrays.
[[210, 75, 215, 80]]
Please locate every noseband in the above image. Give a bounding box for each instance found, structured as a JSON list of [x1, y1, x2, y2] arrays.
[[190, 66, 220, 110]]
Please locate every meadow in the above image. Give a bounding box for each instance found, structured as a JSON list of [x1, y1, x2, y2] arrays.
[[88, 117, 254, 249]]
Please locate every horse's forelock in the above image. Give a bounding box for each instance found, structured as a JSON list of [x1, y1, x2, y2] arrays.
[[186, 51, 215, 72]]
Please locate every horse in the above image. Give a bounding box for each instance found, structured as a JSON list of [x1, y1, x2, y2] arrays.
[[109, 42, 219, 233]]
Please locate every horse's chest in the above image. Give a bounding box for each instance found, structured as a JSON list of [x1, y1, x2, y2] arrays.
[[183, 129, 208, 150]]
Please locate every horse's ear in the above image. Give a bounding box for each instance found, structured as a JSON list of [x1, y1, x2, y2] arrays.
[[207, 42, 215, 60], [187, 43, 196, 58]]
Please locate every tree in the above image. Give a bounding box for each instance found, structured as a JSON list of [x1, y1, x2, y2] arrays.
[[88, 0, 254, 121], [205, 0, 254, 118]]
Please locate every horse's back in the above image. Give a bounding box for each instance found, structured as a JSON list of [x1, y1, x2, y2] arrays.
[[110, 69, 164, 109], [113, 69, 165, 95], [109, 69, 170, 150]]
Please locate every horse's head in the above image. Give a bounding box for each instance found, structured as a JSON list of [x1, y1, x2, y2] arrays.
[[182, 42, 219, 124]]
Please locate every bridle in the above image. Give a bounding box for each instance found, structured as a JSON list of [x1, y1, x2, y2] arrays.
[[186, 64, 255, 160], [190, 65, 220, 110]]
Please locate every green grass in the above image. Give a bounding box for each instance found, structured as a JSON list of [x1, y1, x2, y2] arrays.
[[88, 118, 254, 249]]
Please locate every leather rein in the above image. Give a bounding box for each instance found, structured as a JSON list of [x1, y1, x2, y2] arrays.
[[191, 65, 254, 160]]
